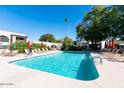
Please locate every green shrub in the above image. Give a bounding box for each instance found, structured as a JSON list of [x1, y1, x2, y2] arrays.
[[68, 45, 77, 51], [68, 45, 83, 51], [41, 43, 46, 48], [11, 42, 48, 53], [10, 42, 27, 53], [31, 43, 41, 49], [61, 44, 66, 50], [61, 45, 83, 51], [18, 47, 25, 53], [31, 43, 48, 50]]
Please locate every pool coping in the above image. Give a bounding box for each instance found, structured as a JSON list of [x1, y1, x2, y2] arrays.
[[9, 51, 62, 63]]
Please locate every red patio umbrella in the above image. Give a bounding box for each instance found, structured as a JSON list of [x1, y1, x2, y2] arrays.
[[111, 38, 115, 48], [27, 40, 31, 49]]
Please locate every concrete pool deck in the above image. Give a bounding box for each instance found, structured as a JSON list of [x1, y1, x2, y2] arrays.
[[0, 50, 124, 88]]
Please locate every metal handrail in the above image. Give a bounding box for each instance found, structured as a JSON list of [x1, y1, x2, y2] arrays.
[[93, 56, 103, 65]]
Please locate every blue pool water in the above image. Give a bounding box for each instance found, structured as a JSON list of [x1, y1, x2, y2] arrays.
[[12, 51, 99, 81]]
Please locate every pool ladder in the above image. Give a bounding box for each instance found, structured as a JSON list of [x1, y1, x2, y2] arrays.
[[93, 56, 103, 65]]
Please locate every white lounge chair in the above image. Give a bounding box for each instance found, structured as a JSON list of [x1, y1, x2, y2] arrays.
[[12, 50, 18, 54], [3, 49, 15, 56], [32, 49, 35, 53], [24, 49, 31, 55], [34, 49, 39, 53], [41, 48, 45, 52], [0, 50, 3, 55], [45, 48, 49, 51], [37, 48, 42, 53]]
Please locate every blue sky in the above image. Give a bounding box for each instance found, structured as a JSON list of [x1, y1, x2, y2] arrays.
[[0, 5, 92, 41]]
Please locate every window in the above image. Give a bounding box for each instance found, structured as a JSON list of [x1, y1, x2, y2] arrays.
[[0, 36, 9, 42], [0, 45, 9, 49], [16, 37, 25, 41]]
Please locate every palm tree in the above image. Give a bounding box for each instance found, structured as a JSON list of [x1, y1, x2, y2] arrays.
[[64, 18, 68, 37]]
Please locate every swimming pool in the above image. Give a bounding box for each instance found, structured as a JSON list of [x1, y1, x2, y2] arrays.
[[12, 51, 99, 81]]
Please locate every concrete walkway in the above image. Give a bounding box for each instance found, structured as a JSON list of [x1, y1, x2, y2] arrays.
[[0, 51, 124, 88]]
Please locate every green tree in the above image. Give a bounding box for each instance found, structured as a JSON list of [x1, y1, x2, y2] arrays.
[[76, 24, 85, 42], [99, 6, 124, 40], [39, 34, 55, 42], [31, 43, 41, 49], [110, 6, 124, 40], [62, 37, 73, 50], [80, 6, 108, 44], [77, 5, 124, 44], [54, 39, 62, 43]]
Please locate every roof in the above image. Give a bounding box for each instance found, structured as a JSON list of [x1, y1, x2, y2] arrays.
[[0, 30, 28, 37]]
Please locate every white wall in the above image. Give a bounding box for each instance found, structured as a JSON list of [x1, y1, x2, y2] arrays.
[[12, 36, 16, 43], [101, 41, 105, 49], [33, 41, 62, 49], [76, 40, 106, 49]]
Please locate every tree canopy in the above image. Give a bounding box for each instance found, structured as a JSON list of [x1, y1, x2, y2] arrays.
[[63, 37, 73, 46], [54, 39, 63, 43], [39, 34, 55, 42], [61, 36, 73, 50], [76, 5, 124, 44]]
